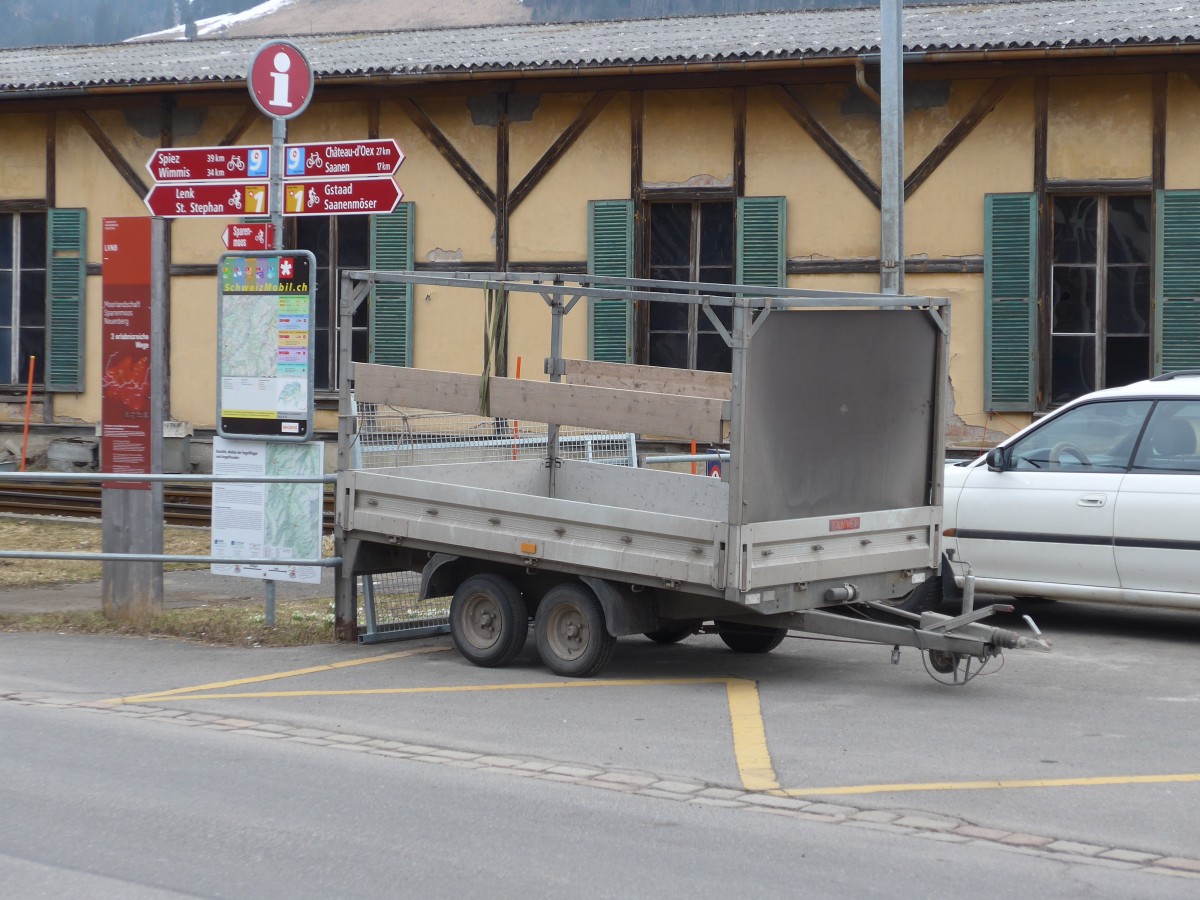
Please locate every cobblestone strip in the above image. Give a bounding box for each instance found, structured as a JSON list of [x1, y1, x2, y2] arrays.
[[14, 692, 1200, 880]]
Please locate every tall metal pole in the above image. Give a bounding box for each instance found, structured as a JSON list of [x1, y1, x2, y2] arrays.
[[261, 113, 287, 624], [271, 117, 285, 251], [880, 0, 905, 295]]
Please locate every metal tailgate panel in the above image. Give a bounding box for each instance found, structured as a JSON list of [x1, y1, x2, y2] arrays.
[[342, 468, 724, 589], [741, 309, 938, 525], [742, 506, 940, 590]]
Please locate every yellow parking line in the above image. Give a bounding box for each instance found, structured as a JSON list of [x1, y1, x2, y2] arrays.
[[113, 668, 778, 793], [783, 773, 1200, 797], [105, 646, 451, 704], [117, 676, 728, 702], [725, 678, 780, 792]]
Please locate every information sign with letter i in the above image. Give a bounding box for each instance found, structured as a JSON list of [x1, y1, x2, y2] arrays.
[[216, 250, 316, 441]]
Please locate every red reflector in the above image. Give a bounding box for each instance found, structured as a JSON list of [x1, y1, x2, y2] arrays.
[[943, 528, 957, 537], [829, 517, 861, 532]]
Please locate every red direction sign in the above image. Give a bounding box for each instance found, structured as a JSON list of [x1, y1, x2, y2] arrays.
[[282, 178, 402, 216], [222, 223, 275, 251], [248, 40, 314, 120], [144, 182, 270, 218], [147, 145, 270, 183], [283, 139, 405, 179]]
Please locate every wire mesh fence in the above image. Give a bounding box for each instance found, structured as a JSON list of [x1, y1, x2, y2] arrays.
[[353, 403, 638, 469], [358, 569, 450, 644]]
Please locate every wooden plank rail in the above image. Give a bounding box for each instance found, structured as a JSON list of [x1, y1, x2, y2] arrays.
[[559, 358, 732, 400], [354, 364, 727, 442]]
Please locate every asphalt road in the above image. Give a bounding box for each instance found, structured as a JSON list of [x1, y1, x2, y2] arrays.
[[3, 597, 1199, 897]]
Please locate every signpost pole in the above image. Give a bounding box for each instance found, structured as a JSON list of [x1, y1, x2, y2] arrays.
[[265, 115, 285, 625], [271, 117, 285, 252]]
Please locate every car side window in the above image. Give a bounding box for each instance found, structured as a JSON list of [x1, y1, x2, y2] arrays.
[[1009, 400, 1152, 472], [1131, 401, 1200, 474]]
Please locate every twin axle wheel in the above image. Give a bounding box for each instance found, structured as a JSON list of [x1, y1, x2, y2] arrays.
[[449, 575, 787, 677], [450, 576, 616, 678]]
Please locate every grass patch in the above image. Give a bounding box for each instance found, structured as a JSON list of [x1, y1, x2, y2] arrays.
[[0, 517, 213, 588], [0, 516, 340, 646], [0, 597, 337, 647]]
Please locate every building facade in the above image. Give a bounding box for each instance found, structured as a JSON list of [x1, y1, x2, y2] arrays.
[[0, 1, 1198, 466]]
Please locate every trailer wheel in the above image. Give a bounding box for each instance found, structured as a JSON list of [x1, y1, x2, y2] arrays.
[[715, 620, 787, 654], [927, 649, 960, 674], [450, 574, 528, 668], [535, 583, 616, 678]]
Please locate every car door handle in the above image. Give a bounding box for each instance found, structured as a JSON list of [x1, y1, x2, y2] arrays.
[[1078, 494, 1107, 507]]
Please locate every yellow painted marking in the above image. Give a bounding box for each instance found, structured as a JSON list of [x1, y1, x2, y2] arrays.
[[783, 773, 1200, 797], [117, 677, 729, 702], [112, 667, 775, 793], [103, 654, 1195, 800], [105, 646, 450, 704], [724, 678, 780, 792]]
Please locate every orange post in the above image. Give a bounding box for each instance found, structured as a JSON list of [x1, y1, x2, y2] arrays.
[[20, 355, 35, 471], [690, 439, 697, 475]]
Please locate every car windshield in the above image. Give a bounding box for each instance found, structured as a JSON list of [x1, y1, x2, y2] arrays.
[[1009, 399, 1152, 471]]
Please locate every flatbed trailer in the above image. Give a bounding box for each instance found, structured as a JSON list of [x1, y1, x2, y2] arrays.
[[334, 272, 1049, 681]]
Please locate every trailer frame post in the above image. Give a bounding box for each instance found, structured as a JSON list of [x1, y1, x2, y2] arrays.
[[723, 293, 752, 599], [335, 272, 371, 641]]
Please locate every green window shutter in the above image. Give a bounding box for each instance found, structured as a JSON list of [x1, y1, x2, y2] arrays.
[[46, 208, 87, 393], [984, 193, 1038, 411], [587, 199, 633, 363], [1155, 190, 1200, 374], [370, 203, 414, 367], [736, 196, 786, 288]]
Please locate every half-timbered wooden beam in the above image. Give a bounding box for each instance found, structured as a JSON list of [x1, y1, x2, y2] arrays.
[[508, 91, 617, 212], [904, 78, 1016, 199], [734, 87, 746, 198], [396, 97, 497, 210], [74, 110, 149, 200], [771, 85, 881, 208], [788, 256, 983, 275], [1152, 72, 1167, 191], [219, 106, 258, 146], [1033, 76, 1050, 411], [45, 112, 56, 208], [368, 99, 381, 141]]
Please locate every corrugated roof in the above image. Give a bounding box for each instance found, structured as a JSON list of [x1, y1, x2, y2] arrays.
[[1, 0, 1196, 95]]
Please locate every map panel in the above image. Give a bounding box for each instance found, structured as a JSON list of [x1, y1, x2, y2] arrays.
[[217, 251, 316, 441]]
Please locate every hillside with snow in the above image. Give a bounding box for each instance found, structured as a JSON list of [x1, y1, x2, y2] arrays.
[[135, 0, 533, 40]]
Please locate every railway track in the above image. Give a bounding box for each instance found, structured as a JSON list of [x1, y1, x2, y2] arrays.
[[0, 480, 336, 530]]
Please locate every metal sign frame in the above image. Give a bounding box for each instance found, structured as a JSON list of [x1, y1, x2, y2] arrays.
[[216, 250, 317, 442]]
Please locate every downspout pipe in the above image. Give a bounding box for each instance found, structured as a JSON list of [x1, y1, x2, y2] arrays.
[[880, 0, 904, 295]]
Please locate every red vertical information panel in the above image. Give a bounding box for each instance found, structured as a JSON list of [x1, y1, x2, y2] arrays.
[[101, 218, 153, 489]]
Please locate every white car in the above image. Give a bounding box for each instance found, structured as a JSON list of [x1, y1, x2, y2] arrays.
[[941, 371, 1200, 611]]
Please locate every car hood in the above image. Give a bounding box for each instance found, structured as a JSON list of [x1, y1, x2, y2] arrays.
[[943, 459, 977, 490]]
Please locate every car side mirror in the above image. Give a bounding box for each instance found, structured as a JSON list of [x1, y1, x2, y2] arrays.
[[985, 447, 1009, 472]]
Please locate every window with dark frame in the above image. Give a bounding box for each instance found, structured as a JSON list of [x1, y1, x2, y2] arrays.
[[294, 214, 369, 392], [1049, 194, 1151, 405], [0, 211, 48, 388], [645, 200, 735, 373]]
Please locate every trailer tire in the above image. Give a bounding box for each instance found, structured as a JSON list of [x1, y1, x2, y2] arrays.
[[535, 583, 617, 678], [450, 574, 528, 668], [715, 620, 787, 654]]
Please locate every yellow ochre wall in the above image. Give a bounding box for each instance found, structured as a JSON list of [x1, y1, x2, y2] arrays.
[[1, 66, 1196, 441]]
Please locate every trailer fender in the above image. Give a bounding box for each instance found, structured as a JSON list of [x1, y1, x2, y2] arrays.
[[580, 577, 657, 638], [420, 553, 463, 602]]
